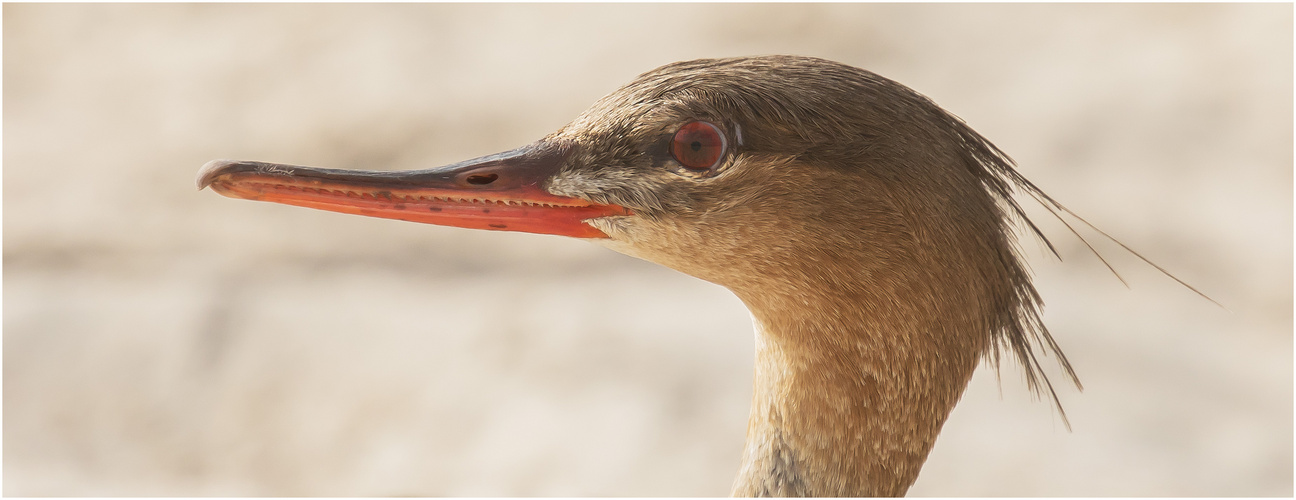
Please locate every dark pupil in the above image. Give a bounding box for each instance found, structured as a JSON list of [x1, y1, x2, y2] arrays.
[[690, 141, 702, 152]]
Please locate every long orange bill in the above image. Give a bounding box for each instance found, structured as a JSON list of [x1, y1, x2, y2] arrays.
[[197, 141, 629, 238]]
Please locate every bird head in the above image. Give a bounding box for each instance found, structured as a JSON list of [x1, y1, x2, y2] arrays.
[[200, 56, 1021, 294]]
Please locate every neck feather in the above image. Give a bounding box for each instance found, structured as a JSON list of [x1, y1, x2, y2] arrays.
[[729, 272, 988, 497]]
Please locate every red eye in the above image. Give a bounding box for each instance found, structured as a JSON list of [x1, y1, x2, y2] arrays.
[[671, 121, 726, 170]]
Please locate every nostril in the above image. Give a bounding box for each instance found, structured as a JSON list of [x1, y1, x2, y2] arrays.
[[465, 173, 498, 185]]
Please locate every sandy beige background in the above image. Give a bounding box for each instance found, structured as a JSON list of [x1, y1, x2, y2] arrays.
[[5, 3, 1291, 496]]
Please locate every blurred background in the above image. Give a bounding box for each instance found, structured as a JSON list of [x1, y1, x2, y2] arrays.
[[4, 3, 1291, 496]]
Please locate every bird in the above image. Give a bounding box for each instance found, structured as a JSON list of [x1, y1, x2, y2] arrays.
[[197, 55, 1193, 496]]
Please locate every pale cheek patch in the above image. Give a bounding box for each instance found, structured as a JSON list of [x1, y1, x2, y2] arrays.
[[546, 168, 631, 200], [544, 169, 586, 198]]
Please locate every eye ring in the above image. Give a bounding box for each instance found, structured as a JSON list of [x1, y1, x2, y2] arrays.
[[670, 121, 727, 171]]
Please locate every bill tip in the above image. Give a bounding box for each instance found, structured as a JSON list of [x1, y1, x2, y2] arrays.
[[197, 159, 240, 190]]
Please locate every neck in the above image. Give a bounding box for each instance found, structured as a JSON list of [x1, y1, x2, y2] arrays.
[[729, 273, 987, 497]]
